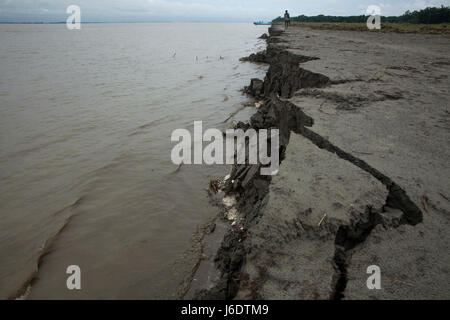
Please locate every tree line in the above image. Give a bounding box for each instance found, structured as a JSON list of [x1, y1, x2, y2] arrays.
[[273, 6, 450, 24]]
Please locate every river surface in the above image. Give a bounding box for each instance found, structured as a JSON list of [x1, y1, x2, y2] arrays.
[[0, 22, 267, 299]]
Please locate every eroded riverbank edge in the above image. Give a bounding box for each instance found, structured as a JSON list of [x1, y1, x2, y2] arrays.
[[180, 25, 450, 300]]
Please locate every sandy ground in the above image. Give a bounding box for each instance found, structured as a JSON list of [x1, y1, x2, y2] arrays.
[[232, 26, 450, 299]]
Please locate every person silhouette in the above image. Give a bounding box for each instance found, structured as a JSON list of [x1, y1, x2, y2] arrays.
[[284, 10, 291, 29]]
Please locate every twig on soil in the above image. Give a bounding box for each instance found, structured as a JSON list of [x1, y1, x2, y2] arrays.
[[337, 191, 346, 200], [421, 196, 430, 214], [317, 213, 327, 227], [352, 150, 374, 155]]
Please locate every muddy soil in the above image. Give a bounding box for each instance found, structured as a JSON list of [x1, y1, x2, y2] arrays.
[[187, 25, 450, 300]]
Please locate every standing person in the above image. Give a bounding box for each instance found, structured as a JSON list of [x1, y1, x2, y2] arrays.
[[284, 10, 291, 29]]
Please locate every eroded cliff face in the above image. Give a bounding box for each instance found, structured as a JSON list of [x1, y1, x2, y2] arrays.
[[192, 25, 450, 300]]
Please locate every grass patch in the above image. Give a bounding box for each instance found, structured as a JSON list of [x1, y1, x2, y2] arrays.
[[278, 22, 449, 34]]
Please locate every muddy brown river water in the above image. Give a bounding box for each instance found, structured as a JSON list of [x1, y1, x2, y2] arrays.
[[0, 22, 267, 299]]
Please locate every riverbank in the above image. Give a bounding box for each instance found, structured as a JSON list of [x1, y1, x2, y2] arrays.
[[187, 24, 450, 300]]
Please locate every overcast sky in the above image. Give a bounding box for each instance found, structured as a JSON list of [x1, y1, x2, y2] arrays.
[[0, 0, 449, 22]]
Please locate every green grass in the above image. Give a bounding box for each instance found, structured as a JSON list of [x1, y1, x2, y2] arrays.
[[277, 22, 449, 34]]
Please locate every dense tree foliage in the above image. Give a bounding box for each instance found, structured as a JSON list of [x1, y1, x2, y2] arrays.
[[273, 6, 450, 24]]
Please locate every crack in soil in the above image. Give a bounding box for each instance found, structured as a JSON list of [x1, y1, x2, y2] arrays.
[[195, 26, 423, 300]]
